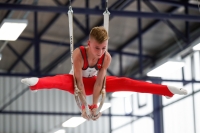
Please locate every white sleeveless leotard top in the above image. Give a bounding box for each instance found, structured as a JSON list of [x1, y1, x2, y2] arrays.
[[69, 46, 106, 77]]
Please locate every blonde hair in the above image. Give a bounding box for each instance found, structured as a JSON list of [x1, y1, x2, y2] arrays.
[[89, 26, 109, 44]]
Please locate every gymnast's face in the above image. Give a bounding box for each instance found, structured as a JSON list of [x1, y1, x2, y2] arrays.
[[88, 38, 107, 58]]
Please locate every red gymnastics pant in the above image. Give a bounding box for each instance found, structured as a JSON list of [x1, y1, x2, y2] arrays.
[[30, 74, 174, 97]]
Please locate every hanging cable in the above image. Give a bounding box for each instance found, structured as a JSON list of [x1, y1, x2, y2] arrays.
[[69, 0, 72, 7], [103, 0, 110, 32], [92, 0, 110, 119], [68, 1, 91, 119]]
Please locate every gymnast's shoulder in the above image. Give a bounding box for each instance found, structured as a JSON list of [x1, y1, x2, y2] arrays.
[[103, 52, 112, 66]]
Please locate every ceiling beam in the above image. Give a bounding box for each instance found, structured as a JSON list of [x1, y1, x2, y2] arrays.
[[34, 11, 40, 74], [19, 36, 71, 46], [18, 36, 153, 59], [137, 0, 143, 75], [85, 0, 89, 34], [1, 3, 200, 21]]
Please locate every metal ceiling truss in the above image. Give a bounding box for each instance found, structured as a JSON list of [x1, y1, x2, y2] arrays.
[[125, 1, 188, 77], [126, 0, 195, 77], [1, 3, 200, 20], [0, 0, 199, 77]]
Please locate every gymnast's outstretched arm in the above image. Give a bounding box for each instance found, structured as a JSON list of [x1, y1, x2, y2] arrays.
[[93, 52, 111, 105], [91, 52, 111, 119]]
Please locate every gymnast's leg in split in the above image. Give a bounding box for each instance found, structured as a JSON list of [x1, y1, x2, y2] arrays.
[[21, 74, 187, 98]]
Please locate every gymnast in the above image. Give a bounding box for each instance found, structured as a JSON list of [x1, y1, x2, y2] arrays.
[[21, 26, 187, 121]]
